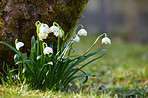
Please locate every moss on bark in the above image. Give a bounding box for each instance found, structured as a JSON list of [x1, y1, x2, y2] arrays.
[[0, 0, 88, 74]]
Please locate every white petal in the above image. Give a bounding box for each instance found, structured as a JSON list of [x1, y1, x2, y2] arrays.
[[16, 42, 24, 50], [54, 31, 59, 37], [73, 35, 80, 42], [59, 30, 63, 38], [39, 24, 49, 31], [50, 26, 59, 33], [40, 27, 49, 34], [78, 29, 87, 36], [38, 32, 44, 40], [102, 37, 111, 44], [43, 47, 53, 54], [39, 27, 49, 40]]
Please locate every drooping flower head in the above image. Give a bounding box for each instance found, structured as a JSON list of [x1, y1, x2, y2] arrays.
[[102, 37, 111, 44], [50, 26, 59, 34], [16, 42, 24, 50], [39, 24, 49, 32], [78, 29, 87, 36], [43, 47, 53, 54], [73, 35, 80, 42], [59, 30, 63, 38], [39, 24, 50, 40], [39, 28, 49, 40], [50, 26, 63, 37]]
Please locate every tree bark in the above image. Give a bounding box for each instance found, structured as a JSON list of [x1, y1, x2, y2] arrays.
[[0, 0, 88, 73]]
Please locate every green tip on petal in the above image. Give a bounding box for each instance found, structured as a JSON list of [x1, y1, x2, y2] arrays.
[[15, 39, 18, 46]]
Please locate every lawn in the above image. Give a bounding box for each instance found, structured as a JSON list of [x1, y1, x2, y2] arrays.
[[0, 36, 148, 97]]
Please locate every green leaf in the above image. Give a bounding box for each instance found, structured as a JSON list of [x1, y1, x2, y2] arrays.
[[66, 49, 106, 72], [67, 74, 95, 84], [72, 67, 95, 83], [37, 55, 42, 60], [22, 53, 28, 60], [50, 42, 53, 49], [65, 53, 106, 86], [9, 69, 18, 73], [15, 60, 34, 65], [31, 36, 36, 49], [14, 54, 20, 63], [0, 41, 20, 55], [76, 49, 106, 64], [73, 53, 106, 76]]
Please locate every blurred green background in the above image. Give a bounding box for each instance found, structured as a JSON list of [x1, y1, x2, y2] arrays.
[[79, 0, 148, 43], [1, 1, 148, 97], [75, 0, 148, 87]]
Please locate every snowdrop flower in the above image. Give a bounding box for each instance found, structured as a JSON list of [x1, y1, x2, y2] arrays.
[[50, 26, 60, 34], [39, 27, 50, 40], [51, 27, 63, 38], [43, 47, 53, 54], [73, 35, 80, 42], [102, 37, 111, 44], [54, 31, 59, 37], [59, 30, 63, 38], [16, 42, 24, 50], [78, 29, 87, 36], [39, 24, 49, 32]]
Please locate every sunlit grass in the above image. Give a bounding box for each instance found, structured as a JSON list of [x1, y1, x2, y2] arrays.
[[1, 36, 148, 97], [73, 36, 148, 86]]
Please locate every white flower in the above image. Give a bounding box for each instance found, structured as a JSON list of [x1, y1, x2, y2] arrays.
[[54, 30, 63, 38], [53, 31, 59, 37], [43, 47, 53, 54], [73, 35, 80, 42], [102, 37, 111, 44], [16, 42, 24, 50], [49, 26, 60, 34], [59, 30, 63, 38], [39, 27, 50, 40], [39, 24, 49, 32], [50, 26, 63, 38], [78, 29, 87, 36]]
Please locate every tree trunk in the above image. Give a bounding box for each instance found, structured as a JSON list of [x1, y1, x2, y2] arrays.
[[0, 0, 88, 73]]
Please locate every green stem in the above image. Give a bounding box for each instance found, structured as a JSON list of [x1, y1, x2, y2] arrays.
[[53, 22, 63, 52], [61, 30, 65, 43], [57, 35, 60, 52], [73, 24, 83, 37], [65, 33, 107, 84], [83, 33, 107, 56], [67, 24, 83, 56], [68, 44, 73, 56], [35, 21, 41, 56]]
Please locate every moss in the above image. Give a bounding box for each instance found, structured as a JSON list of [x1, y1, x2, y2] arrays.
[[0, 18, 4, 29], [0, 0, 89, 75], [52, 0, 88, 31]]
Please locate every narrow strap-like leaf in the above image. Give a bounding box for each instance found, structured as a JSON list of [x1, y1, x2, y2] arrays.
[[72, 67, 95, 83], [64, 53, 106, 86], [76, 49, 106, 64], [67, 74, 95, 85], [31, 36, 36, 49], [0, 41, 20, 55], [15, 60, 34, 65], [66, 49, 106, 72]]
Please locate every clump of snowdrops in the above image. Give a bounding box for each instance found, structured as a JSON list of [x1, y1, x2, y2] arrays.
[[0, 21, 111, 91]]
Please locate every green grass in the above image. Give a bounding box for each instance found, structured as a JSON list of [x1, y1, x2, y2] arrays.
[[1, 36, 148, 97]]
